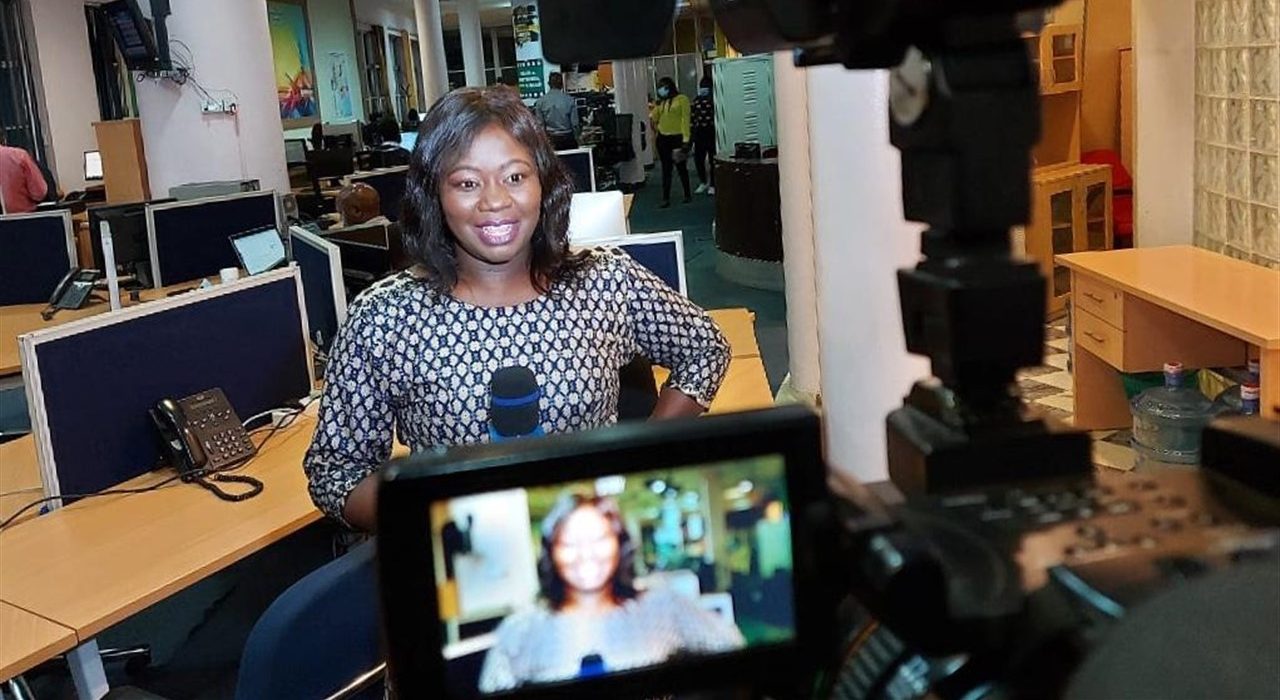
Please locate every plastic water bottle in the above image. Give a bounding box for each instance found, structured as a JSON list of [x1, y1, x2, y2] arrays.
[[1212, 359, 1261, 415], [1241, 383, 1261, 415], [1130, 361, 1219, 466]]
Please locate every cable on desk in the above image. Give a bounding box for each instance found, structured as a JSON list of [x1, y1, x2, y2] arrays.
[[0, 399, 317, 531]]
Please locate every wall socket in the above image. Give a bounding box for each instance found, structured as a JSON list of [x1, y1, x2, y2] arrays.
[[201, 100, 237, 115]]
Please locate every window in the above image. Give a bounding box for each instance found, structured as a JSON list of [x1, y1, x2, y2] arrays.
[[358, 27, 390, 117], [0, 0, 46, 162]]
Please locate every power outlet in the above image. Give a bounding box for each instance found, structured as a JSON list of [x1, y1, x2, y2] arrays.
[[201, 100, 237, 115]]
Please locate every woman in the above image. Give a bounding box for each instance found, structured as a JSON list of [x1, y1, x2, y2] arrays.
[[304, 87, 731, 532], [691, 75, 715, 195], [479, 495, 745, 692], [650, 77, 692, 208]]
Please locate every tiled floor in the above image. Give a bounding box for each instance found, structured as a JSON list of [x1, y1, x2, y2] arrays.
[[1018, 320, 1138, 472]]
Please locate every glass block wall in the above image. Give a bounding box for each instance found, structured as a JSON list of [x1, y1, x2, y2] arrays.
[[1194, 0, 1279, 268]]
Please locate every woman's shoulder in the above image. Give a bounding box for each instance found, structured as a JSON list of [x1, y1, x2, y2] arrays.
[[565, 247, 644, 286], [345, 271, 443, 327]]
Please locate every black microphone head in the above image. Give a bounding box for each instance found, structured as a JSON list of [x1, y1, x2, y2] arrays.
[[489, 366, 542, 438]]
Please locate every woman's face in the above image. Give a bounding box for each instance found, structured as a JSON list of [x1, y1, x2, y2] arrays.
[[552, 505, 621, 594], [440, 123, 542, 275]]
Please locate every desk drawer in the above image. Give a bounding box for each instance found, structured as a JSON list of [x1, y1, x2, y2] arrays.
[[1074, 275, 1124, 329], [1076, 309, 1124, 368]]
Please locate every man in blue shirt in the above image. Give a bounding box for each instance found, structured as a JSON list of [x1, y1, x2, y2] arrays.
[[534, 72, 579, 150]]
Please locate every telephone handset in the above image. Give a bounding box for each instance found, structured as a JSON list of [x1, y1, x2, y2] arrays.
[[48, 268, 101, 311], [150, 388, 263, 501]]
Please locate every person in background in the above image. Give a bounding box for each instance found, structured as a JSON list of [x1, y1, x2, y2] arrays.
[[304, 87, 730, 532], [0, 130, 49, 214], [336, 183, 390, 228], [404, 108, 422, 131], [479, 494, 745, 692], [534, 72, 579, 151], [309, 122, 325, 151], [690, 75, 716, 196], [649, 77, 691, 208]]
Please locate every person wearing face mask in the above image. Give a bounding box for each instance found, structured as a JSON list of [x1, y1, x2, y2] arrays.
[[304, 87, 731, 532], [649, 77, 692, 208], [690, 75, 717, 196], [478, 494, 745, 692]]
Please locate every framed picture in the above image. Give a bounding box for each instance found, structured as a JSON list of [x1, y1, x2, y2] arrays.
[[267, 0, 319, 127]]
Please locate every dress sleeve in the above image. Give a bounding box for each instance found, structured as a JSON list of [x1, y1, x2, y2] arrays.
[[615, 252, 730, 408], [302, 300, 395, 526]]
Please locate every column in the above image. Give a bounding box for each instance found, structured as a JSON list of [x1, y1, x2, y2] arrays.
[[133, 0, 288, 197], [773, 53, 821, 407], [611, 58, 653, 181], [490, 30, 503, 84], [807, 66, 930, 483], [457, 0, 486, 87], [414, 0, 449, 106]]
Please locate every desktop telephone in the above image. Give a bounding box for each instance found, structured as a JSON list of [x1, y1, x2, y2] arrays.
[[150, 388, 257, 475], [42, 268, 102, 320]]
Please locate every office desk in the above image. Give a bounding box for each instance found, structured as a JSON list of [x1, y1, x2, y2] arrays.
[[0, 437, 42, 526], [1058, 246, 1280, 428], [0, 601, 76, 683], [707, 308, 760, 359], [652, 356, 774, 414]]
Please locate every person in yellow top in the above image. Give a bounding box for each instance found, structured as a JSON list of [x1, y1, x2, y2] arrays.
[[649, 77, 692, 208]]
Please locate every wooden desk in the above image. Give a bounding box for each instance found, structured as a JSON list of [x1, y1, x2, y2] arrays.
[[1058, 246, 1280, 427], [0, 602, 76, 683], [653, 355, 774, 415], [0, 417, 322, 643], [0, 437, 42, 526], [707, 308, 760, 359]]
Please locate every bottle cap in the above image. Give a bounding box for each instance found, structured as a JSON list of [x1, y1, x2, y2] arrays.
[[1163, 361, 1184, 387], [1241, 383, 1260, 401]]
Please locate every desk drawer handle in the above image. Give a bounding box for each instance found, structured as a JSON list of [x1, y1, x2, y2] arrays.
[[1084, 331, 1107, 343], [1083, 292, 1106, 303]]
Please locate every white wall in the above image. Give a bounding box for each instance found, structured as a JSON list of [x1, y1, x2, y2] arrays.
[[309, 0, 366, 123], [806, 66, 930, 482], [134, 0, 288, 198], [1134, 0, 1196, 246], [26, 0, 101, 193]]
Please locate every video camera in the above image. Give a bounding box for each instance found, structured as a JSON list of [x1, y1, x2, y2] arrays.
[[375, 2, 1280, 698]]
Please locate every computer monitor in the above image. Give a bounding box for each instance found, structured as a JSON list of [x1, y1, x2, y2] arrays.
[[593, 231, 687, 295], [567, 191, 627, 244], [84, 150, 103, 181], [400, 131, 418, 151], [0, 210, 76, 305], [346, 166, 408, 222], [556, 147, 596, 193], [20, 266, 313, 500], [377, 406, 836, 700], [87, 200, 174, 279], [322, 222, 393, 292], [148, 191, 280, 287], [324, 121, 364, 151], [230, 227, 287, 276], [289, 226, 348, 352], [284, 138, 309, 165], [308, 148, 356, 183]]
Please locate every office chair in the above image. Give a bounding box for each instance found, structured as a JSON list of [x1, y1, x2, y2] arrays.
[[235, 540, 384, 700]]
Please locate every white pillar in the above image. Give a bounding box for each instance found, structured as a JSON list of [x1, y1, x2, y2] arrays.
[[457, 0, 486, 87], [134, 0, 288, 198], [414, 0, 449, 106], [1133, 0, 1194, 247], [773, 53, 821, 407], [807, 66, 930, 483], [612, 58, 653, 182], [490, 30, 503, 82]]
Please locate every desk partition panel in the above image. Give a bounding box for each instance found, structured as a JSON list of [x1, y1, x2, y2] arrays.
[[346, 167, 408, 222], [147, 191, 281, 287], [593, 231, 687, 295], [19, 267, 313, 501], [0, 211, 76, 305]]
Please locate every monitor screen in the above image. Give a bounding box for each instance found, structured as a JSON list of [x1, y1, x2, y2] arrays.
[[619, 238, 684, 295], [567, 192, 627, 244], [400, 131, 418, 151], [230, 227, 287, 276], [84, 151, 103, 180], [88, 199, 173, 272], [289, 226, 346, 351], [557, 149, 595, 193], [431, 455, 795, 695]]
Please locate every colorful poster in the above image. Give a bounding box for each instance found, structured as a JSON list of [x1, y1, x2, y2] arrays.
[[516, 59, 545, 100], [328, 51, 354, 121], [267, 1, 318, 126], [511, 0, 555, 101]]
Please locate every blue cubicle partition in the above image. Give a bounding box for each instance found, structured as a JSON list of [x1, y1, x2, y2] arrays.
[[0, 210, 76, 305], [147, 191, 280, 287], [598, 231, 687, 296], [346, 167, 408, 222], [288, 226, 347, 352], [19, 267, 313, 501]]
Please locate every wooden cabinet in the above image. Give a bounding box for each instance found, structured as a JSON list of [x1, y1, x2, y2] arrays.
[[1025, 23, 1083, 95], [1028, 163, 1113, 316]]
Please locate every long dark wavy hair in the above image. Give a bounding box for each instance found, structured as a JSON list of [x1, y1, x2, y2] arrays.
[[537, 494, 638, 611], [400, 86, 584, 293]]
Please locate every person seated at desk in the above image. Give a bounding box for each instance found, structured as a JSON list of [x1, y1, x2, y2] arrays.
[[0, 130, 49, 214], [336, 182, 391, 228], [479, 494, 745, 692], [304, 86, 730, 532]]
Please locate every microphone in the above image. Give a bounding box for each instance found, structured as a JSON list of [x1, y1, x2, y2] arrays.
[[578, 653, 606, 678], [488, 366, 544, 441]]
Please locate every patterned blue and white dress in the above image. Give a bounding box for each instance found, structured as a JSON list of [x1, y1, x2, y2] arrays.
[[303, 248, 731, 524]]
